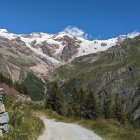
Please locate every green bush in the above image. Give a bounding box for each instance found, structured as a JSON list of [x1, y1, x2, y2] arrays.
[[1, 95, 44, 140]]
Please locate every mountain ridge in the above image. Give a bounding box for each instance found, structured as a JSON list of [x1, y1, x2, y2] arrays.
[[0, 28, 140, 100], [0, 28, 139, 65]]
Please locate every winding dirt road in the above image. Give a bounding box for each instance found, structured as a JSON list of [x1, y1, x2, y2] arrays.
[[38, 116, 102, 140]]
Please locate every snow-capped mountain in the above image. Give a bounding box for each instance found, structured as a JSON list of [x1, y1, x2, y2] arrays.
[[0, 28, 139, 81]]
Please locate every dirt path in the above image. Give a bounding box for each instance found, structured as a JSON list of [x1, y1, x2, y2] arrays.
[[38, 116, 102, 140]]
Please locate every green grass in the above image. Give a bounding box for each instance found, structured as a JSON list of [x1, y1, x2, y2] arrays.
[[1, 94, 137, 140], [0, 95, 44, 140], [43, 109, 140, 140]]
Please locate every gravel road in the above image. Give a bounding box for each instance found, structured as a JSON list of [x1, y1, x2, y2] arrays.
[[38, 116, 102, 140]]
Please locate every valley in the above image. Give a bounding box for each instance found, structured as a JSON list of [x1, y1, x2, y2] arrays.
[[0, 29, 140, 140]]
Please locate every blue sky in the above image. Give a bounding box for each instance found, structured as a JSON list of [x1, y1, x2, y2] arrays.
[[0, 0, 140, 39]]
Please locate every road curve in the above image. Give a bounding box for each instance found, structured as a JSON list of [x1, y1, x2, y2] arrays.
[[38, 116, 102, 140]]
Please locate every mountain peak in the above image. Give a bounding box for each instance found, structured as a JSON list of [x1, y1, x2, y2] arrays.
[[0, 28, 140, 67]]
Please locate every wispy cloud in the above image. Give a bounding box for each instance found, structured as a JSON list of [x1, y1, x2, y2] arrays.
[[64, 26, 92, 39], [64, 26, 85, 38]]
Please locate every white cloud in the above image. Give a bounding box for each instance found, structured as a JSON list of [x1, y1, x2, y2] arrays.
[[64, 26, 94, 40], [64, 26, 86, 38], [64, 26, 85, 38]]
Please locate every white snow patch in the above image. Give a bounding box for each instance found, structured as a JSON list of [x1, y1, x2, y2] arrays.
[[77, 37, 118, 57], [127, 32, 140, 39], [20, 37, 60, 64], [0, 29, 16, 40], [0, 28, 140, 65]]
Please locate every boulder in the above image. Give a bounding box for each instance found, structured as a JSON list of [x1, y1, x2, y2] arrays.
[[0, 103, 5, 113], [0, 112, 9, 124], [2, 124, 10, 133]]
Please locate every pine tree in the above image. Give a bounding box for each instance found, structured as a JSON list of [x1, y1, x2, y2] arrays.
[[79, 88, 86, 119], [85, 91, 98, 119], [46, 81, 58, 111], [114, 94, 125, 123], [103, 98, 111, 119], [45, 81, 65, 114], [56, 90, 65, 115], [71, 87, 80, 117]]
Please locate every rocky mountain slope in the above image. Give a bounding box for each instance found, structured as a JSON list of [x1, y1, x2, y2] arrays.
[[0, 28, 140, 101], [51, 35, 140, 126], [0, 29, 139, 82]]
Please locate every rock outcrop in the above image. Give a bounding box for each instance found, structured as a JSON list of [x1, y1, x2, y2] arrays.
[[0, 88, 10, 137]]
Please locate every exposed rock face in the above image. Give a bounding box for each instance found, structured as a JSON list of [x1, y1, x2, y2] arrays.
[[0, 29, 140, 102], [59, 35, 81, 61], [0, 37, 50, 81], [101, 43, 107, 46], [41, 42, 57, 57]]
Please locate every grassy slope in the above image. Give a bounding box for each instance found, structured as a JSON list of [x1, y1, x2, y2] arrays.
[[53, 36, 140, 126], [55, 40, 140, 87], [0, 95, 44, 140], [43, 36, 140, 139], [4, 99, 139, 140], [55, 37, 140, 80]]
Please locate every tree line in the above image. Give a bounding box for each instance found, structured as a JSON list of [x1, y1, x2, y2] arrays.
[[45, 81, 127, 124], [0, 73, 29, 95]]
